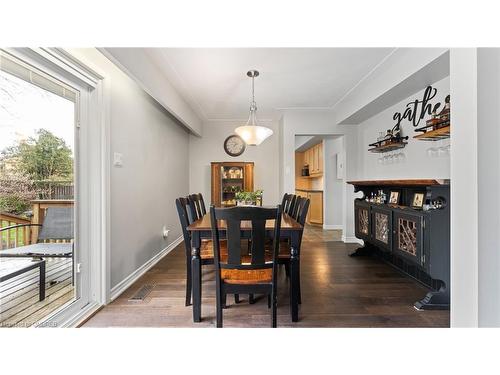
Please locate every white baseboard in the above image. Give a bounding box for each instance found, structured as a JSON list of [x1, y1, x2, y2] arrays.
[[323, 224, 343, 230], [342, 235, 364, 245], [109, 236, 183, 302]]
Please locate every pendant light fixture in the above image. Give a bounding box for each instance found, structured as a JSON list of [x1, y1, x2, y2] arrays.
[[235, 70, 273, 146]]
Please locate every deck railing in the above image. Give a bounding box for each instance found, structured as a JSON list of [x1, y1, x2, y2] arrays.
[[0, 212, 32, 250], [0, 199, 74, 249]]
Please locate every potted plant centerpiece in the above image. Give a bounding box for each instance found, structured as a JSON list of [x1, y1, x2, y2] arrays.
[[236, 190, 263, 206]]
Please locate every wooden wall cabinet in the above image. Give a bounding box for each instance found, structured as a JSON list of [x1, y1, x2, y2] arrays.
[[301, 142, 323, 176], [211, 162, 254, 207]]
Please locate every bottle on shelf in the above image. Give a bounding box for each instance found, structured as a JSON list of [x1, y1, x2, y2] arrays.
[[438, 95, 450, 127], [426, 110, 441, 131]]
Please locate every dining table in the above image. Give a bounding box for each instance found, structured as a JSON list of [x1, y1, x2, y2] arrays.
[[186, 212, 304, 323]]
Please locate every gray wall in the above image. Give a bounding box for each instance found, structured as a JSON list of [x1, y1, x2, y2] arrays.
[[72, 49, 190, 290], [477, 48, 500, 327], [189, 120, 280, 207], [323, 137, 344, 228]]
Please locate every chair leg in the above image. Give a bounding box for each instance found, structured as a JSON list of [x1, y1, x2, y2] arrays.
[[285, 263, 290, 278], [249, 294, 255, 304], [298, 262, 302, 305], [222, 293, 227, 309], [267, 294, 271, 309], [271, 292, 277, 328], [185, 255, 192, 306], [234, 294, 240, 304], [216, 291, 223, 328]]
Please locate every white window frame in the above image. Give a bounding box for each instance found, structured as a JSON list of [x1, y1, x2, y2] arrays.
[[2, 48, 110, 327]]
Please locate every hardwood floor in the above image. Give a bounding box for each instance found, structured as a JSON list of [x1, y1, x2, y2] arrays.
[[83, 227, 450, 328]]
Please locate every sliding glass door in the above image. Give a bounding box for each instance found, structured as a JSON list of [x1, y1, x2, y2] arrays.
[[0, 50, 86, 327]]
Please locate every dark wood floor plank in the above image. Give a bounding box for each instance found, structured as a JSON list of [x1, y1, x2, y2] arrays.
[[83, 226, 450, 328]]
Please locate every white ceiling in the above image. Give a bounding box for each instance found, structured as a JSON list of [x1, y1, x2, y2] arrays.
[[146, 48, 395, 121]]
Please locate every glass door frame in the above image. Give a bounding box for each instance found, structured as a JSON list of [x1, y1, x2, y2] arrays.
[[2, 48, 109, 327]]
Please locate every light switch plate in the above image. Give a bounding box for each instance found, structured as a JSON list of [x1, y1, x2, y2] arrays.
[[113, 152, 123, 167]]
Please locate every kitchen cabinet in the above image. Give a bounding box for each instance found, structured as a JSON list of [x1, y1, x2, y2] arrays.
[[295, 190, 323, 225], [301, 142, 323, 176], [308, 191, 323, 224]]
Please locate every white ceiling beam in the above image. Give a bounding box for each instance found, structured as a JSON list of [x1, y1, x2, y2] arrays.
[[334, 48, 450, 125], [99, 48, 203, 136]]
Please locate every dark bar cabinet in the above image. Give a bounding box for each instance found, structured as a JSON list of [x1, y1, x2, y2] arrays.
[[348, 179, 450, 310]]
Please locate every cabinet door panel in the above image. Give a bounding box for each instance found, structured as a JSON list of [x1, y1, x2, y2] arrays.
[[308, 192, 323, 224], [244, 163, 254, 192], [211, 163, 221, 206], [393, 210, 424, 266], [313, 145, 319, 173], [371, 206, 392, 251], [355, 201, 370, 240], [318, 143, 323, 173]]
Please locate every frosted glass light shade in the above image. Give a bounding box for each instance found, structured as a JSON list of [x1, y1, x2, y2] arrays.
[[234, 125, 273, 146]]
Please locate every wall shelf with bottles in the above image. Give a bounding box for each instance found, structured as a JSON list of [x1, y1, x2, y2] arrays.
[[368, 139, 408, 153], [413, 124, 450, 141], [368, 126, 408, 153], [413, 94, 451, 141]]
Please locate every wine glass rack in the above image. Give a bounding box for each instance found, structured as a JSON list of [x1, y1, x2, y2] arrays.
[[368, 136, 408, 153], [413, 124, 450, 141]]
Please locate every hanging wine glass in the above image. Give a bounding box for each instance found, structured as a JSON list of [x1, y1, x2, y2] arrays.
[[427, 144, 438, 157], [387, 152, 393, 164], [437, 139, 447, 157]]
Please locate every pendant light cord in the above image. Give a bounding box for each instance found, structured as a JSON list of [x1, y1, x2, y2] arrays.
[[252, 74, 255, 104], [247, 73, 258, 126]]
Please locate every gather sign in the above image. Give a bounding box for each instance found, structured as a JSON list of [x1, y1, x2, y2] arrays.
[[392, 86, 444, 130]]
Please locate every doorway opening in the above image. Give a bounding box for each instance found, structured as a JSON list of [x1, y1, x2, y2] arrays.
[[294, 135, 345, 241]]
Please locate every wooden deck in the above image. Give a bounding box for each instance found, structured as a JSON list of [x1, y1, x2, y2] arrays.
[[0, 257, 74, 327]]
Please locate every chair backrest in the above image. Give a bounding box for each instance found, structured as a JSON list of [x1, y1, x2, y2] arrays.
[[38, 207, 74, 241], [176, 197, 194, 256], [293, 197, 309, 251], [291, 195, 305, 219], [210, 205, 281, 273], [188, 193, 206, 220], [287, 194, 298, 216], [281, 193, 291, 213], [295, 197, 310, 225]]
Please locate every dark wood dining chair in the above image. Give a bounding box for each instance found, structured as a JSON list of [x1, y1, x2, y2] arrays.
[[210, 205, 282, 328], [277, 196, 309, 304], [176, 197, 226, 306]]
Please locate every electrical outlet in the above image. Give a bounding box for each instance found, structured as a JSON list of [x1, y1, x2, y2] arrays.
[[162, 226, 169, 239]]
